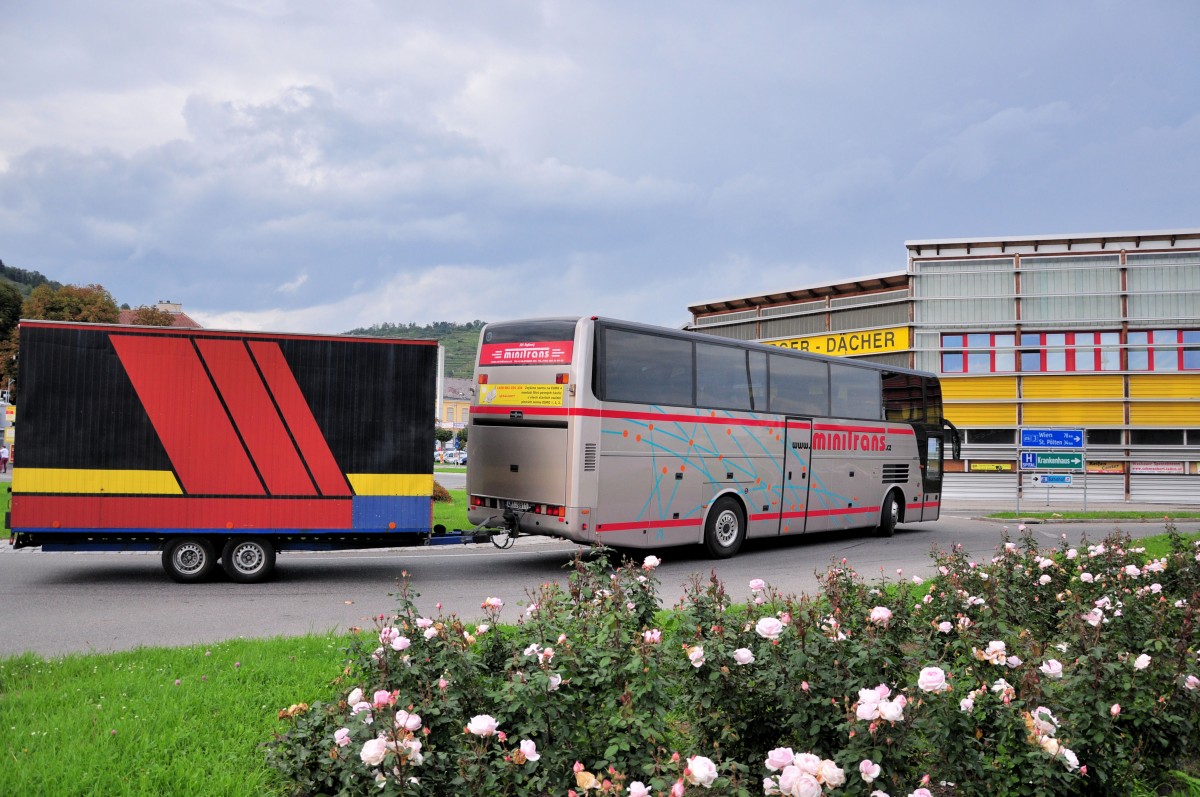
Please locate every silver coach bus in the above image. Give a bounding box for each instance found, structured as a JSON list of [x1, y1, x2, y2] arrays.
[[466, 316, 958, 557]]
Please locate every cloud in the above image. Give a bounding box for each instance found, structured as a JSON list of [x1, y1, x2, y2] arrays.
[[1, 2, 1199, 334]]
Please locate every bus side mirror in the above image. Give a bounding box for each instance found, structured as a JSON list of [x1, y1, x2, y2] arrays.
[[943, 419, 961, 460]]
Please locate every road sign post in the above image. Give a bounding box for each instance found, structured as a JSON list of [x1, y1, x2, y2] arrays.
[[1017, 427, 1087, 513]]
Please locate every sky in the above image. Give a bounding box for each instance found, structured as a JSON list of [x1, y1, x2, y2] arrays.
[[2, 2, 1199, 335]]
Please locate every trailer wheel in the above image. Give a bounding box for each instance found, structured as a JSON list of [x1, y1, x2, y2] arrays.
[[162, 538, 217, 583], [876, 491, 901, 538], [221, 538, 276, 583], [704, 495, 745, 559]]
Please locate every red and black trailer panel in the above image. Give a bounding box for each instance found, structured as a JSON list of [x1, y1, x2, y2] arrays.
[[10, 321, 437, 546]]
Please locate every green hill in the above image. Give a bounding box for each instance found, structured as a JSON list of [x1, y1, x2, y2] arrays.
[[0, 259, 62, 296], [344, 320, 485, 380]]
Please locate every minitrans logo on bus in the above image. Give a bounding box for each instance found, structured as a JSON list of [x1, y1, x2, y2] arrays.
[[502, 346, 551, 360], [812, 430, 891, 452]]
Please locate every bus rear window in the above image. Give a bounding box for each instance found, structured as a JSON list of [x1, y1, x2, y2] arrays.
[[479, 320, 578, 366]]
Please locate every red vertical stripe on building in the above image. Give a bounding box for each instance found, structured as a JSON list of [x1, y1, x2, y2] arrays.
[[111, 335, 265, 495], [195, 339, 318, 496], [248, 341, 351, 496]]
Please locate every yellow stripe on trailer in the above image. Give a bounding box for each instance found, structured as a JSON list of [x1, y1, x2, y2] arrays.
[[347, 473, 434, 497], [13, 468, 183, 494]]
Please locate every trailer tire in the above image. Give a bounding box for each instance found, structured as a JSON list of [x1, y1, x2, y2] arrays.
[[221, 538, 276, 583], [876, 491, 901, 538], [162, 538, 217, 583], [704, 495, 746, 559]]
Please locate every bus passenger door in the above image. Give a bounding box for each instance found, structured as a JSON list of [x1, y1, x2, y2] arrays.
[[920, 431, 944, 521], [778, 418, 813, 536]]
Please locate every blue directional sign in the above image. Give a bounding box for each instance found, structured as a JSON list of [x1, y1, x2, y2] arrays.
[[1031, 473, 1073, 486], [1020, 428, 1084, 449]]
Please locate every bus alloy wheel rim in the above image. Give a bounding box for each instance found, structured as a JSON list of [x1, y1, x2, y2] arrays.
[[716, 510, 739, 545]]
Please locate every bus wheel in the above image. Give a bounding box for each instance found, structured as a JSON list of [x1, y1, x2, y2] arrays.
[[221, 538, 276, 583], [162, 537, 217, 583], [877, 492, 901, 538], [705, 496, 745, 558]]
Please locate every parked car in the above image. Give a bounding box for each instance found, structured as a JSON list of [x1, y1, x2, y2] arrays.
[[445, 450, 467, 465]]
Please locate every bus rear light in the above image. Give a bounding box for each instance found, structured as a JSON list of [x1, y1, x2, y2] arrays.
[[477, 375, 488, 384], [555, 373, 569, 384]]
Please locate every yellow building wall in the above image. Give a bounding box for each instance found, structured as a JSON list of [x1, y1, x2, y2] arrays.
[[1129, 374, 1200, 398], [943, 403, 1016, 426], [1130, 402, 1200, 425], [941, 376, 1018, 400], [1022, 375, 1123, 399], [1023, 402, 1125, 425]]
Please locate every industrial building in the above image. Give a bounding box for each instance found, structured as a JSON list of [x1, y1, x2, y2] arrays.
[[686, 228, 1200, 504]]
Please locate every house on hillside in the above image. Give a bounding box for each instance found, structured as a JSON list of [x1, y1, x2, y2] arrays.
[[118, 300, 202, 328], [439, 377, 472, 430]]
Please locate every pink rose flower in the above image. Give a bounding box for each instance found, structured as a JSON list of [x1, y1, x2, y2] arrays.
[[643, 629, 662, 644], [390, 635, 411, 652], [394, 710, 421, 732], [685, 755, 718, 787], [1134, 654, 1151, 671], [1040, 659, 1064, 679], [869, 606, 893, 626], [749, 578, 766, 591], [642, 555, 661, 570], [733, 648, 755, 665], [628, 782, 650, 797], [859, 759, 881, 783], [519, 739, 540, 762], [466, 714, 499, 736], [360, 736, 388, 766], [917, 666, 949, 693], [334, 727, 351, 747], [755, 616, 784, 640], [687, 646, 705, 668], [764, 747, 795, 771], [1110, 703, 1121, 717]]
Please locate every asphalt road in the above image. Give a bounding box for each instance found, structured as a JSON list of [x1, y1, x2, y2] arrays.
[[4, 503, 1195, 658]]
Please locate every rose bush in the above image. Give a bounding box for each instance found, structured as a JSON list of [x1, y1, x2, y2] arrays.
[[268, 524, 1200, 796]]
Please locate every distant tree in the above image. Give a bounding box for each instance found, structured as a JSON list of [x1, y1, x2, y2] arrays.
[[434, 427, 454, 444], [0, 281, 23, 337], [23, 283, 120, 323], [5, 284, 121, 401], [457, 425, 468, 445], [128, 305, 176, 326], [0, 328, 16, 402]]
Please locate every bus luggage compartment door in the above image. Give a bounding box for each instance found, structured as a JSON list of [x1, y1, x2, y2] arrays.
[[779, 418, 813, 536], [468, 423, 569, 506]]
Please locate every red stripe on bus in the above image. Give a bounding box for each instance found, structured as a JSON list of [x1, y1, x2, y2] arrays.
[[596, 518, 703, 532], [471, 404, 915, 435], [196, 339, 317, 496], [111, 335, 265, 495], [248, 342, 351, 497], [13, 495, 351, 529]]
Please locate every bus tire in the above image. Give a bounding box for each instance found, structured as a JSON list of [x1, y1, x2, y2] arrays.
[[162, 537, 217, 583], [704, 495, 745, 558], [221, 537, 276, 583], [876, 491, 901, 538]]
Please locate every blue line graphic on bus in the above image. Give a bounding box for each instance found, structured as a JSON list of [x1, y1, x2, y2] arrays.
[[601, 406, 858, 536]]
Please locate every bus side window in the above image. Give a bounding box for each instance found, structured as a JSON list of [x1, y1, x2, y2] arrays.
[[601, 327, 694, 407], [747, 351, 767, 411], [768, 354, 829, 416], [830, 364, 881, 421], [696, 342, 751, 411]]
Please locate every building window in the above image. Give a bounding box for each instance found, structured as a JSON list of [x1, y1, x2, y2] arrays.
[[1130, 330, 1200, 371], [941, 333, 1014, 373], [1130, 429, 1184, 446], [1086, 428, 1123, 446], [966, 428, 1014, 444], [1019, 331, 1120, 372]]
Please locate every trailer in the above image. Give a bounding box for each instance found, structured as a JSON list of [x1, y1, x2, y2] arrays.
[[7, 321, 483, 583]]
